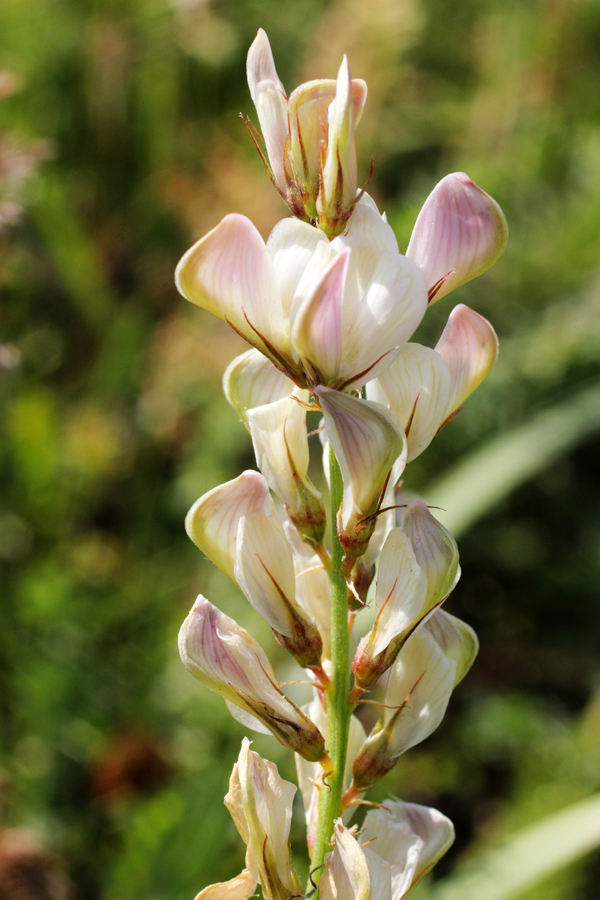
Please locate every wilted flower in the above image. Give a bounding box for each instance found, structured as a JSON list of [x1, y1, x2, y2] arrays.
[[319, 802, 454, 900], [246, 29, 367, 235], [225, 739, 302, 900], [178, 596, 326, 761], [194, 870, 256, 900], [406, 172, 508, 303], [359, 800, 455, 897], [175, 194, 427, 393], [353, 501, 460, 689]]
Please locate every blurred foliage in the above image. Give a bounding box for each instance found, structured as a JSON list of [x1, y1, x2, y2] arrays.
[[1, 0, 600, 897]]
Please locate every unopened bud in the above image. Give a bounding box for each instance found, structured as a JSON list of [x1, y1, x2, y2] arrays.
[[246, 30, 367, 234]]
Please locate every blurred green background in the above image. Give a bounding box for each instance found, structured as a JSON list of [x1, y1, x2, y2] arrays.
[[1, 0, 600, 897]]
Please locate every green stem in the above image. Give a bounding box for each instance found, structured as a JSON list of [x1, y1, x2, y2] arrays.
[[308, 446, 352, 893]]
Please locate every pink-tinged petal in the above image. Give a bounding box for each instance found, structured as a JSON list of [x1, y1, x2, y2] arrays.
[[315, 387, 406, 530], [223, 349, 296, 428], [266, 217, 330, 319], [179, 597, 326, 761], [383, 627, 456, 756], [247, 30, 289, 192], [435, 303, 499, 414], [425, 609, 479, 686], [353, 504, 459, 690], [401, 501, 460, 610], [361, 800, 454, 899], [175, 213, 287, 359], [352, 628, 457, 791], [363, 527, 428, 659], [372, 344, 451, 462], [185, 471, 271, 582], [291, 248, 350, 384], [194, 870, 257, 900], [406, 172, 508, 303], [235, 511, 298, 637]]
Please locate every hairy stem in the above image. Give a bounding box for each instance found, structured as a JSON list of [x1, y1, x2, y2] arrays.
[[308, 446, 352, 892]]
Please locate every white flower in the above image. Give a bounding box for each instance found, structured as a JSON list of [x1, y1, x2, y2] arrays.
[[353, 500, 460, 688], [352, 611, 476, 790], [368, 303, 498, 461], [178, 596, 326, 761], [360, 799, 455, 897], [176, 194, 427, 393]]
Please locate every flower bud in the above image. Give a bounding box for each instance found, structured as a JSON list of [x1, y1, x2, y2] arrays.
[[247, 30, 367, 233], [179, 597, 326, 762], [315, 386, 406, 559], [225, 739, 302, 900], [246, 29, 289, 196], [316, 57, 367, 237], [247, 395, 326, 547], [223, 348, 296, 428], [406, 172, 508, 303], [195, 871, 256, 900], [353, 501, 460, 689], [360, 800, 455, 896]]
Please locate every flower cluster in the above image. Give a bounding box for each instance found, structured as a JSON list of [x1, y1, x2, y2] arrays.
[[176, 30, 507, 900]]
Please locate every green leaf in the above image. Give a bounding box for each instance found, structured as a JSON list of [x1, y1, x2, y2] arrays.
[[424, 382, 600, 538], [431, 793, 600, 900]]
